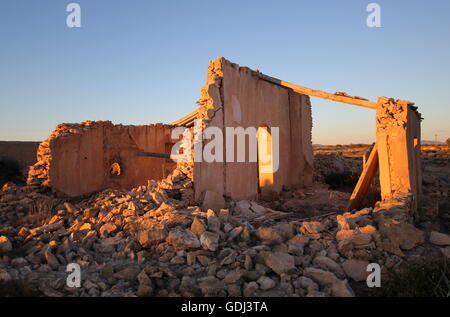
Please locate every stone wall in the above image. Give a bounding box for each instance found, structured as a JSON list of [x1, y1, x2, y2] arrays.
[[194, 57, 313, 208], [27, 121, 175, 197]]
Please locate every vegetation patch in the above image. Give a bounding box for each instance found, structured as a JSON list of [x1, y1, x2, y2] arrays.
[[324, 171, 359, 190], [0, 156, 23, 186], [371, 258, 450, 297], [0, 279, 42, 297]]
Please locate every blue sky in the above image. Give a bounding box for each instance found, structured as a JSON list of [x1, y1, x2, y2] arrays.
[[0, 0, 449, 144]]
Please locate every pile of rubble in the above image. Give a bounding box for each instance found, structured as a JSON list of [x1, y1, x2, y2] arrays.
[[1, 164, 449, 297]]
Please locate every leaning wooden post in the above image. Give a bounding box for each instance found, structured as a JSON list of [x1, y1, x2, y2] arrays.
[[346, 144, 379, 211], [375, 97, 422, 218]]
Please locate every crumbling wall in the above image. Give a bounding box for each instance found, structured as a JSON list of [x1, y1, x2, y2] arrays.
[[27, 121, 175, 197], [195, 57, 313, 208], [376, 97, 422, 217]]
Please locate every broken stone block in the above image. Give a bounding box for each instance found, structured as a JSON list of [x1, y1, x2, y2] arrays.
[[342, 259, 369, 282], [137, 226, 168, 248], [235, 200, 253, 216], [167, 227, 201, 250], [303, 267, 338, 286], [206, 209, 221, 232], [250, 201, 267, 215], [243, 281, 259, 297], [336, 229, 356, 241], [313, 255, 345, 279], [350, 233, 372, 246], [257, 276, 276, 290], [200, 231, 220, 251], [440, 246, 450, 259], [256, 227, 283, 245], [190, 217, 206, 236], [378, 221, 424, 256], [429, 231, 450, 246], [0, 236, 12, 254], [299, 221, 324, 239], [99, 223, 118, 238], [260, 251, 296, 275], [331, 279, 355, 297]]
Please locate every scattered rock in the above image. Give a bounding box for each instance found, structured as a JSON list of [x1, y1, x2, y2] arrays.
[[243, 281, 259, 297], [440, 246, 450, 259], [167, 227, 201, 250], [0, 269, 12, 282], [299, 222, 323, 239], [44, 249, 59, 270], [331, 279, 354, 297], [137, 226, 168, 248], [378, 221, 424, 256], [257, 227, 283, 245], [429, 231, 450, 246], [250, 201, 267, 215], [313, 256, 345, 278], [342, 260, 369, 282], [198, 276, 224, 295], [0, 236, 12, 253], [114, 266, 141, 281], [235, 200, 253, 216], [200, 231, 219, 251], [257, 276, 276, 290], [99, 223, 118, 238], [350, 233, 372, 246], [304, 267, 338, 286], [261, 252, 296, 275], [190, 217, 206, 236]]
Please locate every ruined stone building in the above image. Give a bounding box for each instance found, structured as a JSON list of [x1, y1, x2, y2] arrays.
[[27, 57, 422, 217], [27, 58, 314, 207], [187, 58, 314, 208]]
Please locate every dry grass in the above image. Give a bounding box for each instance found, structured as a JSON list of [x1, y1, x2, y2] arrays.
[[17, 197, 61, 227], [371, 258, 450, 297], [0, 280, 42, 297]]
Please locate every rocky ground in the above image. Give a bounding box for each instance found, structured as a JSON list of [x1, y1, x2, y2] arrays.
[[0, 148, 449, 297]]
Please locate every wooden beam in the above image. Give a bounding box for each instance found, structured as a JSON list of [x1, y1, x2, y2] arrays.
[[346, 144, 379, 211], [171, 109, 199, 127], [138, 151, 170, 159], [171, 68, 377, 128], [257, 73, 378, 110]]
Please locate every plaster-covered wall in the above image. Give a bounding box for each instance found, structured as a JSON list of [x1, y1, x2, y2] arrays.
[[194, 57, 313, 206], [376, 97, 422, 217], [27, 121, 175, 197]]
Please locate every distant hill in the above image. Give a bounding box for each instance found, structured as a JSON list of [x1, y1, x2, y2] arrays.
[[422, 140, 445, 145], [0, 141, 39, 171]]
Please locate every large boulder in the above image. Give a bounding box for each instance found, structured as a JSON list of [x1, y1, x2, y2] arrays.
[[0, 236, 12, 254], [260, 251, 296, 275], [342, 259, 369, 282], [429, 231, 450, 246], [378, 221, 424, 256], [304, 267, 338, 286], [137, 225, 168, 248]]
